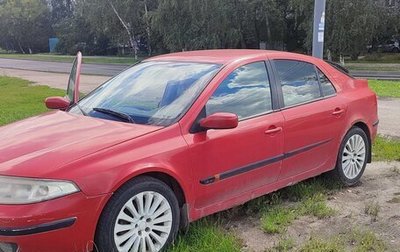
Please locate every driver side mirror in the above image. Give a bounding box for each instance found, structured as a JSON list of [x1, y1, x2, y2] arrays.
[[200, 112, 238, 130], [45, 96, 70, 111]]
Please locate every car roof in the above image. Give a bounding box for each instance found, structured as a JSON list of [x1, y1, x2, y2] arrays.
[[146, 49, 316, 65]]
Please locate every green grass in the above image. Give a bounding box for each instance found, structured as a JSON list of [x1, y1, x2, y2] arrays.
[[346, 63, 400, 72], [297, 194, 336, 219], [345, 53, 400, 71], [299, 229, 386, 252], [261, 206, 297, 234], [372, 136, 400, 161], [260, 178, 338, 234], [169, 220, 241, 252], [368, 80, 400, 98], [299, 236, 344, 252], [0, 76, 64, 126], [349, 230, 387, 252], [355, 53, 400, 63], [267, 237, 295, 252], [0, 53, 139, 65]]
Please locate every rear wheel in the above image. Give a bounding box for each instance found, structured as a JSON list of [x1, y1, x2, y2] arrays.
[[332, 127, 369, 186], [95, 176, 180, 252]]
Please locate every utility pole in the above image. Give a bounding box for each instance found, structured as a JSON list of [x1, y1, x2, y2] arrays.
[[312, 0, 326, 59]]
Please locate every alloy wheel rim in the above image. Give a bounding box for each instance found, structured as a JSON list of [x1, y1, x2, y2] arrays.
[[114, 191, 173, 252], [342, 134, 366, 179]]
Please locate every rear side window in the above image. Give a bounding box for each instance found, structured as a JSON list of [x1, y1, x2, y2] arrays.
[[206, 61, 272, 119], [317, 69, 336, 96], [274, 60, 322, 107]]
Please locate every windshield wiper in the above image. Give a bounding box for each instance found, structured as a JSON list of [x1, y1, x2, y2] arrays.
[[92, 107, 135, 123]]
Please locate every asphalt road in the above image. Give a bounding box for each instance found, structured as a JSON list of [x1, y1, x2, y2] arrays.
[[0, 58, 399, 79], [0, 58, 131, 76]]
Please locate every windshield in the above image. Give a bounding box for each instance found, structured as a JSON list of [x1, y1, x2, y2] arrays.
[[69, 61, 221, 126]]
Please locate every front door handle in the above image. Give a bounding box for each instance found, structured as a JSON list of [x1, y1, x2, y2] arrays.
[[332, 108, 345, 115], [265, 126, 282, 134]]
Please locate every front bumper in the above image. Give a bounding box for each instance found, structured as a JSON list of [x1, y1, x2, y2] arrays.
[[0, 192, 110, 252]]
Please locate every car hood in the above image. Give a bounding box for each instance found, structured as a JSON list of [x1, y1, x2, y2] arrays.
[[0, 111, 162, 177]]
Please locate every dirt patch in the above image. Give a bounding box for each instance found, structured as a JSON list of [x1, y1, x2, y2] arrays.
[[224, 162, 400, 251]]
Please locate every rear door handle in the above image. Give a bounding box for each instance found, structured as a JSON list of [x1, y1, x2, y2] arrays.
[[265, 126, 282, 134], [332, 108, 345, 115]]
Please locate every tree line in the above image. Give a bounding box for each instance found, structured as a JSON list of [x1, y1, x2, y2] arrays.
[[0, 0, 399, 59]]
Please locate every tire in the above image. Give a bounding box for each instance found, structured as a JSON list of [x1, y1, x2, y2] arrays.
[[392, 47, 400, 53], [331, 127, 369, 186], [95, 176, 180, 252]]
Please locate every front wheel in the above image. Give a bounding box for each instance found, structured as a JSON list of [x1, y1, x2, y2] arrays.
[[95, 176, 180, 252], [331, 127, 369, 186]]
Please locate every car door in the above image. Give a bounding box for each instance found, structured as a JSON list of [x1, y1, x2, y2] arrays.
[[67, 51, 82, 104], [182, 61, 285, 210], [271, 59, 346, 180]]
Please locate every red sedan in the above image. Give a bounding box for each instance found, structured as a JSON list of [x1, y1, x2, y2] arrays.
[[0, 50, 378, 252]]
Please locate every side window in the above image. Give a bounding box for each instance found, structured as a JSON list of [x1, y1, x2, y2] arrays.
[[317, 69, 336, 96], [206, 62, 272, 119], [274, 60, 322, 107]]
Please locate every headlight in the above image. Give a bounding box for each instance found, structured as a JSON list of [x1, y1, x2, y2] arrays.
[[0, 175, 79, 204]]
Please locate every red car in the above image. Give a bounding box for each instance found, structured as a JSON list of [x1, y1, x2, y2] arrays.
[[0, 50, 378, 252]]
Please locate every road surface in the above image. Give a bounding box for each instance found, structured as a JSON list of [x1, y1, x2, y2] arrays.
[[0, 58, 399, 79], [0, 58, 130, 76]]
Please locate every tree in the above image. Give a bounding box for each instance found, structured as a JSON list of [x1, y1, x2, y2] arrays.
[[325, 0, 381, 59], [0, 0, 52, 53]]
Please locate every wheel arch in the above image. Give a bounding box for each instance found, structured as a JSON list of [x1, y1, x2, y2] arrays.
[[351, 120, 372, 163], [103, 168, 190, 229]]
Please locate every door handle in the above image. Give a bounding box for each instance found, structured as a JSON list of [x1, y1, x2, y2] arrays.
[[332, 108, 345, 115], [265, 126, 282, 134]]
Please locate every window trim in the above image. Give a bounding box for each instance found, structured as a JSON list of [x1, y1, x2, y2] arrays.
[[270, 59, 337, 110], [315, 66, 337, 97], [205, 61, 275, 120], [190, 61, 276, 133]]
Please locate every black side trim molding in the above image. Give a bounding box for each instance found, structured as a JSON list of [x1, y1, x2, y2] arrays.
[[200, 139, 331, 185], [373, 120, 379, 127], [0, 217, 76, 236]]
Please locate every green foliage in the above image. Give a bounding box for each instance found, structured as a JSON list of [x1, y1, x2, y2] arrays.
[[261, 205, 296, 234], [349, 230, 387, 252], [368, 80, 400, 98], [260, 178, 337, 234], [359, 53, 400, 63], [299, 236, 344, 252], [0, 76, 64, 126], [372, 136, 400, 161], [267, 237, 295, 252], [2, 0, 399, 56], [169, 220, 241, 252], [0, 0, 53, 53], [325, 0, 383, 59], [299, 229, 387, 252], [298, 193, 336, 219]]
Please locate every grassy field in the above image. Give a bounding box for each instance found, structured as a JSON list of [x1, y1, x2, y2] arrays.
[[372, 135, 400, 161], [351, 53, 400, 63], [346, 62, 400, 72], [0, 76, 64, 126], [368, 80, 400, 98], [0, 53, 139, 65], [0, 75, 398, 251]]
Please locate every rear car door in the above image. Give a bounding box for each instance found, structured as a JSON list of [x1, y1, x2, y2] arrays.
[[272, 59, 346, 179], [183, 61, 285, 210]]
